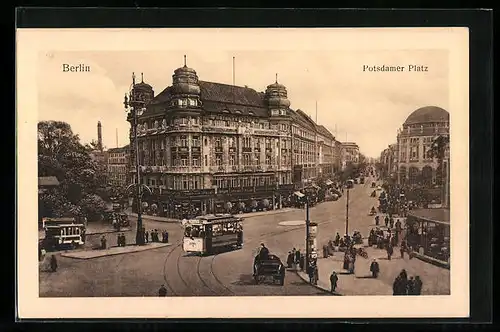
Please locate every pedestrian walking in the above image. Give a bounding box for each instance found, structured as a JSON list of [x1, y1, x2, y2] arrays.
[[387, 244, 394, 260], [286, 251, 293, 268], [330, 271, 338, 293], [389, 217, 394, 229], [322, 244, 329, 258], [370, 259, 380, 278], [313, 265, 319, 285], [50, 255, 58, 272], [334, 232, 340, 246], [348, 254, 355, 274], [414, 276, 423, 295], [158, 284, 167, 297], [145, 230, 149, 243], [375, 215, 380, 226], [100, 235, 107, 250], [407, 276, 415, 295], [307, 264, 315, 284], [384, 215, 389, 227], [121, 233, 126, 246]]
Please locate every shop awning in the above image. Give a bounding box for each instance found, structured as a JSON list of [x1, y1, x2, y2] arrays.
[[325, 180, 334, 186], [312, 184, 320, 190], [294, 191, 305, 198]]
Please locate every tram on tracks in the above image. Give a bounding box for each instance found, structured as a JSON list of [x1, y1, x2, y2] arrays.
[[182, 214, 243, 255]]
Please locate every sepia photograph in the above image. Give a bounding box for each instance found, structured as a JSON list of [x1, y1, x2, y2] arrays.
[[17, 27, 469, 319]]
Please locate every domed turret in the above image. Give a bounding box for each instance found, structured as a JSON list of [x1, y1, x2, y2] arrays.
[[171, 55, 201, 96], [131, 72, 154, 105], [265, 74, 290, 116]]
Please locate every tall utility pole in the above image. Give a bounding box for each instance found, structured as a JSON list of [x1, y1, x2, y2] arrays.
[[305, 196, 310, 271], [345, 187, 350, 236], [124, 72, 145, 246]]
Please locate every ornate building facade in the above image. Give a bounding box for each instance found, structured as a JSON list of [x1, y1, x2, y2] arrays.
[[106, 145, 130, 188], [396, 106, 450, 186], [340, 142, 360, 170], [379, 143, 398, 180], [126, 62, 338, 217]]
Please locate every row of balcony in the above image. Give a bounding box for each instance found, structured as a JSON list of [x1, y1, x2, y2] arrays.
[[136, 125, 292, 137], [146, 183, 296, 196], [130, 165, 293, 173]]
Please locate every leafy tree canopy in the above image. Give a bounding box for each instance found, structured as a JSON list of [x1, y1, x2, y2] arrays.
[[38, 121, 108, 220]]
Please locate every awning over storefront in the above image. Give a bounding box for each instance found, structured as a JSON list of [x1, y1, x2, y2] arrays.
[[312, 184, 320, 190], [325, 180, 334, 186], [294, 191, 305, 198]]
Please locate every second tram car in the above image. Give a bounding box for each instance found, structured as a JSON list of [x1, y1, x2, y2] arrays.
[[183, 214, 243, 255]]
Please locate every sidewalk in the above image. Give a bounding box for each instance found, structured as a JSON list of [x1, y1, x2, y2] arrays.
[[59, 242, 171, 260], [296, 245, 451, 296]]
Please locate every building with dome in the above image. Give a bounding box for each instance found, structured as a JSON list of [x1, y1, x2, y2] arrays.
[[395, 106, 450, 188], [125, 59, 339, 218]]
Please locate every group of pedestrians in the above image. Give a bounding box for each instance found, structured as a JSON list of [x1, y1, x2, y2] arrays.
[[145, 229, 169, 243], [116, 233, 127, 247], [286, 248, 302, 269], [393, 269, 423, 295]]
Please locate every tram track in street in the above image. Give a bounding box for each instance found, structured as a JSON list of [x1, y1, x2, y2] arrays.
[[196, 254, 236, 296], [161, 182, 376, 296]]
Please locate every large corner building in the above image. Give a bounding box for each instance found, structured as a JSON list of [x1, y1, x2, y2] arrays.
[[126, 62, 339, 218]]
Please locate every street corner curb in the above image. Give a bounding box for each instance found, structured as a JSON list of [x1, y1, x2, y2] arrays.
[[60, 243, 172, 260], [412, 252, 450, 269], [293, 270, 342, 296], [87, 228, 132, 236]]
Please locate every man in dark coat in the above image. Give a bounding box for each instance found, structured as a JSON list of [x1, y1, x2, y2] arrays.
[[375, 215, 380, 226], [158, 284, 167, 297], [100, 235, 107, 250], [295, 249, 301, 267], [387, 244, 394, 260], [334, 232, 340, 246], [50, 255, 58, 272], [259, 243, 269, 260], [385, 215, 389, 227], [407, 276, 416, 295], [414, 276, 423, 295], [393, 276, 401, 295], [370, 259, 380, 278], [145, 230, 149, 243], [330, 271, 338, 293], [286, 251, 293, 268], [399, 269, 408, 295]]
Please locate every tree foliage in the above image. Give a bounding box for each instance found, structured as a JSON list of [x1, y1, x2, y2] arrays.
[[38, 121, 108, 220]]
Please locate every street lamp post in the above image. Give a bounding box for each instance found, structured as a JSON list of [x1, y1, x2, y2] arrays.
[[345, 187, 350, 236], [305, 196, 310, 271], [124, 91, 145, 246], [345, 179, 353, 236]]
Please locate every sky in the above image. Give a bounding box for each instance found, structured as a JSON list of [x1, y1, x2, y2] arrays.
[[38, 47, 448, 158]]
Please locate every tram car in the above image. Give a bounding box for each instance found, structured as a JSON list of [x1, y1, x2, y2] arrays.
[[41, 217, 86, 251], [182, 214, 243, 255]]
